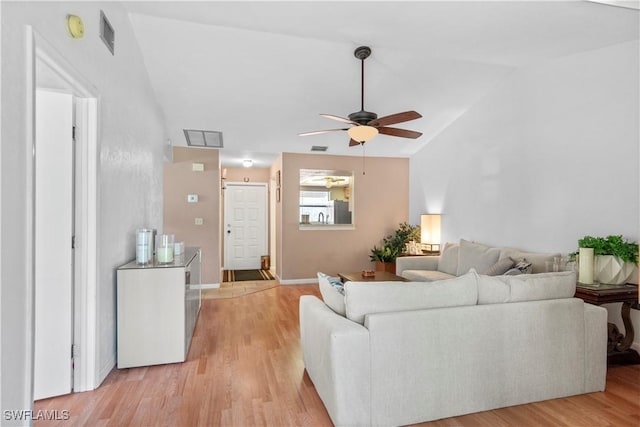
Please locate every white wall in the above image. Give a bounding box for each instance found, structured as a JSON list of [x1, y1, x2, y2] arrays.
[[1, 2, 166, 419], [410, 40, 639, 345]]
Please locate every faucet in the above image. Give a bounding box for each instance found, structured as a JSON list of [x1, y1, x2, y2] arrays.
[[318, 212, 324, 224]]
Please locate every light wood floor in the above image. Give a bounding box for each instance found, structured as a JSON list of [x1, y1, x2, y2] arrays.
[[35, 284, 640, 426], [201, 278, 278, 299]]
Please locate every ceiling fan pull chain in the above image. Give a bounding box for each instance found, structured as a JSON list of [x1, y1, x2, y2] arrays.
[[362, 142, 366, 175]]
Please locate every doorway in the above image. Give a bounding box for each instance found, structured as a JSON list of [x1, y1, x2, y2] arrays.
[[223, 183, 268, 270], [29, 28, 100, 397]]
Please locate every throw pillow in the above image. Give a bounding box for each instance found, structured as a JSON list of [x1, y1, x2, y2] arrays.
[[481, 256, 515, 276], [456, 239, 501, 276], [498, 248, 561, 274], [513, 259, 533, 274], [503, 267, 524, 276], [437, 242, 459, 275], [317, 272, 346, 316]]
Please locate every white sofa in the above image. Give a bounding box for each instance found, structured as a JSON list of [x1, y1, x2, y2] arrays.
[[397, 239, 563, 282], [300, 270, 607, 427]]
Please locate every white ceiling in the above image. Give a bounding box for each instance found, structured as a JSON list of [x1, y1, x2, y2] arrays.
[[123, 1, 639, 168]]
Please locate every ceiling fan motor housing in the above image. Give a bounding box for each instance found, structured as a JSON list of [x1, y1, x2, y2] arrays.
[[348, 110, 377, 125]]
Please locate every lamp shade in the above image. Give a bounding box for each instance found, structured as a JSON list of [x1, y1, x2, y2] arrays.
[[347, 125, 378, 142], [421, 214, 441, 245]]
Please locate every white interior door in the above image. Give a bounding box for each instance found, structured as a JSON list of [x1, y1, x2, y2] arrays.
[[224, 183, 268, 270], [34, 89, 74, 400]]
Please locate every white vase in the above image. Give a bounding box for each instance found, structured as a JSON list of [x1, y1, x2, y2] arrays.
[[594, 255, 636, 285], [578, 248, 594, 285]]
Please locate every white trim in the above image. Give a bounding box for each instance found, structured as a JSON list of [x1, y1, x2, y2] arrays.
[[277, 276, 319, 285], [30, 28, 100, 393], [25, 24, 37, 411], [98, 355, 115, 386], [193, 283, 220, 290]]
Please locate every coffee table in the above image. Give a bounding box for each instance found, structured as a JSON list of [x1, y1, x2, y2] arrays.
[[338, 271, 409, 283], [575, 282, 640, 365]]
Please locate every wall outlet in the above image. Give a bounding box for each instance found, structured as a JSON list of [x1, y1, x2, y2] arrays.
[[194, 218, 204, 225], [192, 162, 204, 172], [187, 194, 198, 203]]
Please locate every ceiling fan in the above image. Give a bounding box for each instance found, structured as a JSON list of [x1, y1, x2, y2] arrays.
[[299, 46, 423, 147]]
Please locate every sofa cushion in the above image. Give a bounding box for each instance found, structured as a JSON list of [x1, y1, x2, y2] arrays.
[[508, 271, 577, 302], [401, 270, 456, 282], [456, 239, 501, 276], [318, 272, 346, 316], [499, 248, 561, 274], [482, 257, 515, 276], [477, 271, 576, 304], [437, 242, 459, 275], [344, 271, 478, 324]]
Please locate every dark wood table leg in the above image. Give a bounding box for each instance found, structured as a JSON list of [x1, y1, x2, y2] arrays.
[[608, 302, 640, 365], [617, 302, 634, 352]]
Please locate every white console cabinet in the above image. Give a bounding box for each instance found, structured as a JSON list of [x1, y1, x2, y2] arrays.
[[116, 247, 201, 368]]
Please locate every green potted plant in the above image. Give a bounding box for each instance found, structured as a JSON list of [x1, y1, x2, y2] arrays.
[[369, 222, 421, 274], [573, 235, 638, 285]]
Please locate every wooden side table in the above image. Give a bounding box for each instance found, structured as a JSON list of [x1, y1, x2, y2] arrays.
[[338, 271, 409, 283], [574, 282, 640, 365]]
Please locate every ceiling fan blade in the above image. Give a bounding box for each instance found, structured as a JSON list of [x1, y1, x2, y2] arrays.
[[349, 138, 361, 147], [299, 128, 348, 137], [320, 114, 360, 125], [377, 127, 423, 139], [369, 111, 422, 127]]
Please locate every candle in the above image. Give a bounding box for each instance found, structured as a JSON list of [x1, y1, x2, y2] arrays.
[[156, 233, 175, 264], [157, 246, 174, 264], [579, 247, 594, 285]]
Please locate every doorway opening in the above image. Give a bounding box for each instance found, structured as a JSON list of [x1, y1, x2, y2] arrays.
[[28, 28, 100, 399]]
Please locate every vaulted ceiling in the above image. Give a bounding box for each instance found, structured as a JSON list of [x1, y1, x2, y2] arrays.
[[123, 1, 639, 167]]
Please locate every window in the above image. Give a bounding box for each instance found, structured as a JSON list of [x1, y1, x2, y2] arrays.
[[299, 169, 354, 228]]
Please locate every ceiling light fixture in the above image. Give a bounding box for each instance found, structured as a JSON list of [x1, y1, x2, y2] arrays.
[[242, 159, 253, 168], [347, 125, 379, 143]]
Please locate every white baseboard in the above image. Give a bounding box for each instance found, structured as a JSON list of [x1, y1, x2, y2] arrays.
[[98, 355, 115, 388], [277, 276, 318, 285], [194, 283, 219, 289]]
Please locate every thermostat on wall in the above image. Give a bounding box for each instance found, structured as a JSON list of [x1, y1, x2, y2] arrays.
[[187, 194, 198, 203]]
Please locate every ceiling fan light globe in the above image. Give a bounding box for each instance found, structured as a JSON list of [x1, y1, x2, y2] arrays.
[[347, 125, 378, 143]]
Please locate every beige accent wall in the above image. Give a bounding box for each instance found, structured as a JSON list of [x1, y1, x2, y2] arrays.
[[279, 153, 409, 281], [164, 147, 221, 284], [223, 166, 270, 183]]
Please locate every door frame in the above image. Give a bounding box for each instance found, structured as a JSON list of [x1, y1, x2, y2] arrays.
[[223, 182, 269, 270], [26, 27, 100, 395]]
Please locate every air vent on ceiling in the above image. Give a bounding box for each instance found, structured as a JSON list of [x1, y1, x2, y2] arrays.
[[183, 129, 224, 148], [311, 145, 328, 152], [99, 11, 115, 55]]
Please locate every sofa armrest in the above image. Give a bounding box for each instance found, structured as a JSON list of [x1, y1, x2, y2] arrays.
[[299, 295, 371, 427], [396, 255, 440, 276], [583, 302, 607, 392]]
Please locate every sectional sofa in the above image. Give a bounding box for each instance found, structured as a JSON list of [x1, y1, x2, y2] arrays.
[[300, 248, 607, 426], [397, 239, 563, 282]]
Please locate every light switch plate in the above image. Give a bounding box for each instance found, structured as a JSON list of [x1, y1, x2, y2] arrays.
[[187, 194, 198, 203], [194, 218, 204, 225], [192, 162, 204, 172]]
